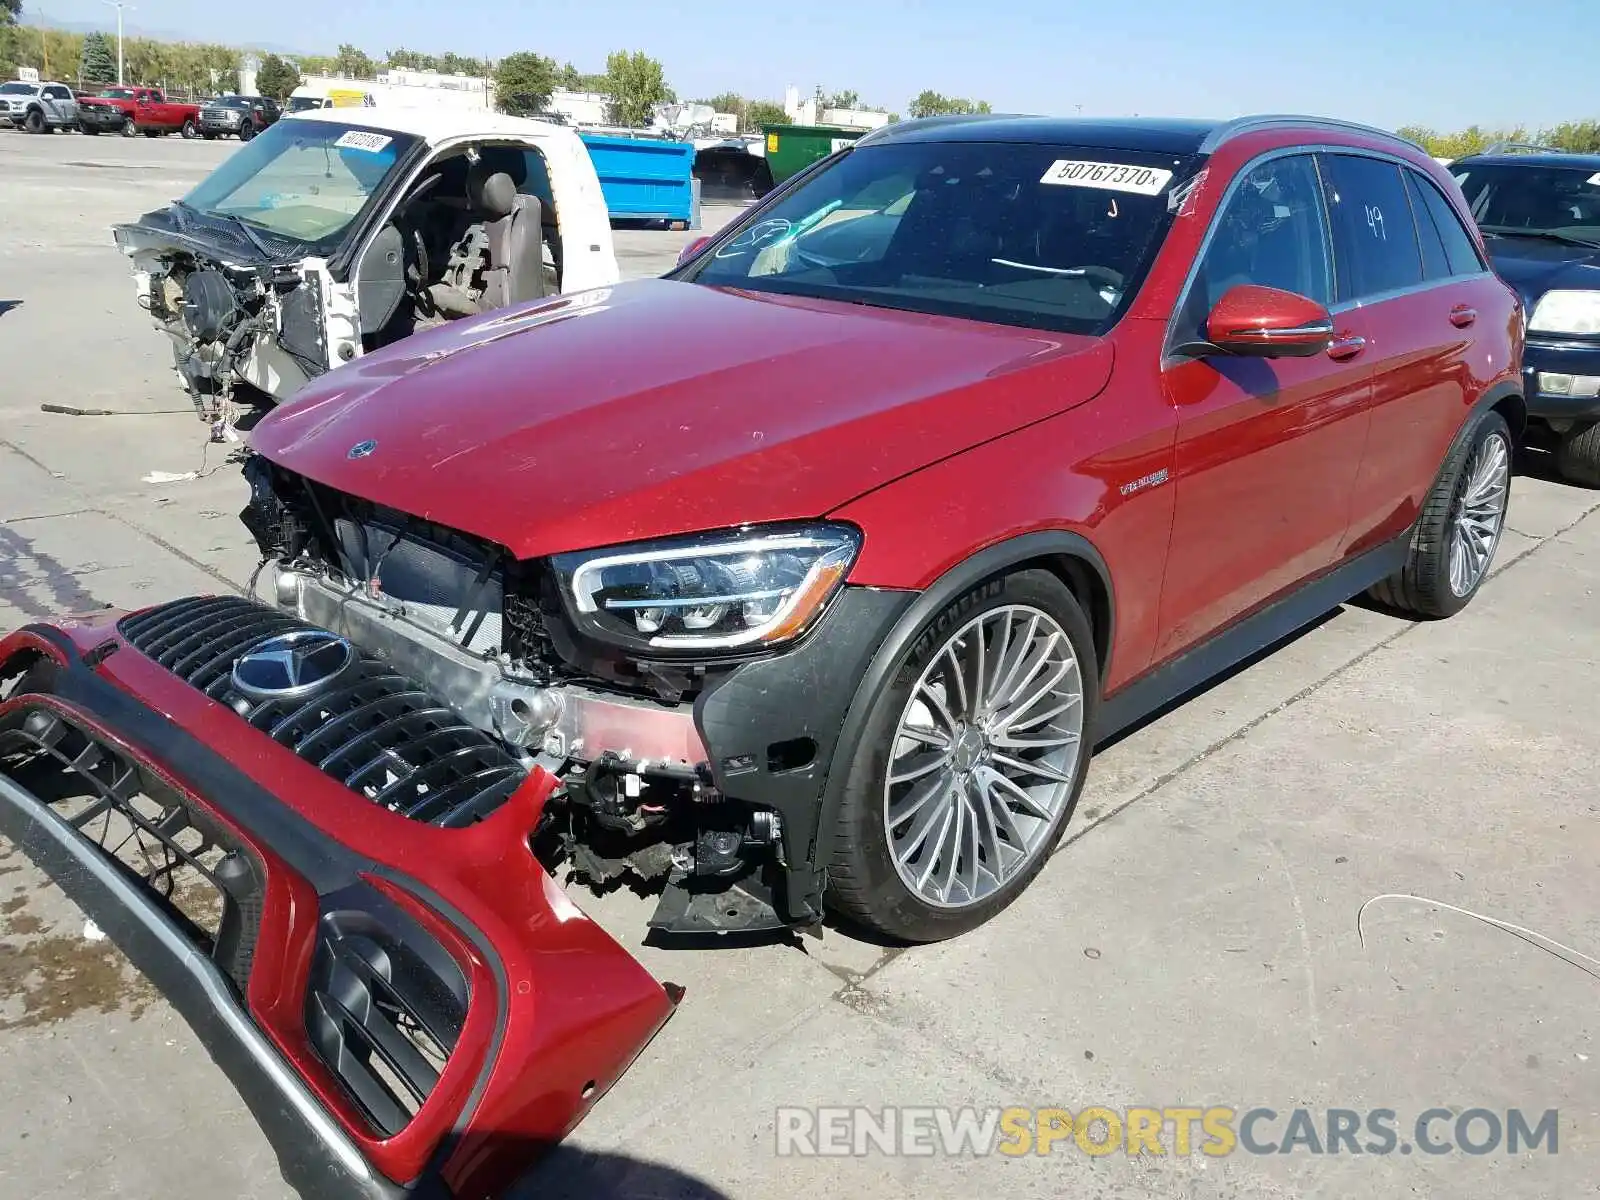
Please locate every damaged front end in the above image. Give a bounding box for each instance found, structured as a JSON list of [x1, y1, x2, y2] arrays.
[[234, 454, 908, 938], [112, 214, 350, 426], [0, 613, 678, 1199]]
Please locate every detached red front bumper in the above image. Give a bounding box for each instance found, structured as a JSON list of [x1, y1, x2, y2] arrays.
[[0, 611, 678, 1199]]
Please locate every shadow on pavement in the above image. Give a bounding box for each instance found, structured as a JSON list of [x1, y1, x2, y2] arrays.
[[505, 1143, 736, 1200]]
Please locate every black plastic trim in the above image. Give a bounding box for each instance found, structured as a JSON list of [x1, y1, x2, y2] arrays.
[[693, 585, 914, 922], [0, 628, 510, 1196], [0, 771, 432, 1200], [1096, 532, 1409, 737]]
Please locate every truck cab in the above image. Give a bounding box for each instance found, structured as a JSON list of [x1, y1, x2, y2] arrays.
[[0, 80, 78, 132]]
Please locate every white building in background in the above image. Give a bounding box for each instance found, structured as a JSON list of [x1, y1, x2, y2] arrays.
[[783, 85, 891, 131], [294, 68, 615, 125]]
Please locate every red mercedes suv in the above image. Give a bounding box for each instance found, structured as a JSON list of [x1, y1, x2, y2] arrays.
[[0, 114, 1522, 1197]]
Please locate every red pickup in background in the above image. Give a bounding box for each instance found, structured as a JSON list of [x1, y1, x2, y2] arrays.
[[76, 86, 203, 138]]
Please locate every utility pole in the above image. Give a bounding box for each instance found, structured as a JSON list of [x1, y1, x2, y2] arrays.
[[102, 0, 136, 86]]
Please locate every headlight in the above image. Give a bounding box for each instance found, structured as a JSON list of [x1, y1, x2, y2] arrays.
[[1528, 290, 1600, 336], [551, 523, 861, 653]]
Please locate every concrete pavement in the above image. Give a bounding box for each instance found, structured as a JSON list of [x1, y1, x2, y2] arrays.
[[2, 128, 1597, 1200]]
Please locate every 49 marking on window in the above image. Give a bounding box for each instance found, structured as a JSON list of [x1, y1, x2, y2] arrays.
[[1040, 160, 1174, 195]]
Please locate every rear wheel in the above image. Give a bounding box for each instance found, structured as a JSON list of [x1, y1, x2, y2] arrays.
[[1555, 420, 1600, 488], [1368, 408, 1512, 618], [827, 570, 1098, 942], [180, 118, 198, 139]]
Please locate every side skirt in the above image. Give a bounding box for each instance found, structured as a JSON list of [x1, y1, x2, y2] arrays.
[[1095, 532, 1411, 742]]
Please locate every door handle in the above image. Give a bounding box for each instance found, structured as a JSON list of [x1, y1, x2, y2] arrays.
[[1326, 334, 1367, 362], [1449, 305, 1477, 328]]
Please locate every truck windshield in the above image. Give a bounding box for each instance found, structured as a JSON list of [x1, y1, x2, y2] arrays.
[[0, 83, 35, 95], [99, 88, 136, 99], [179, 120, 418, 248], [285, 96, 324, 112], [1452, 163, 1600, 246], [686, 139, 1195, 335]]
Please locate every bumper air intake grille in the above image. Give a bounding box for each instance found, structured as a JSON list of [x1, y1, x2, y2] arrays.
[[118, 596, 527, 826], [305, 898, 467, 1137]]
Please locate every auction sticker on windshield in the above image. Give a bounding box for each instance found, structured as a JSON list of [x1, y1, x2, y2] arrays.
[[1040, 160, 1173, 195], [334, 130, 393, 154]]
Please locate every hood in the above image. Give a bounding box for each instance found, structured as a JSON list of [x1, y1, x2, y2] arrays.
[[1482, 235, 1600, 310], [248, 278, 1114, 559]]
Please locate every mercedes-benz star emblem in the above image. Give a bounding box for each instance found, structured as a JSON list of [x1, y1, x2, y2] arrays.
[[347, 439, 377, 460], [231, 630, 356, 701]]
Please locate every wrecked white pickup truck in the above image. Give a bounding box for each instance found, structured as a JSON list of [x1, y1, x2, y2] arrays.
[[113, 107, 620, 424]]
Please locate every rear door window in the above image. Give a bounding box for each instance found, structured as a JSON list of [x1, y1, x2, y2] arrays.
[[1319, 153, 1424, 301]]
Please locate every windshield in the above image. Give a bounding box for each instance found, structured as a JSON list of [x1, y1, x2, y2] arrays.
[[99, 87, 136, 99], [1452, 163, 1600, 245], [209, 96, 251, 109], [0, 83, 36, 95], [686, 139, 1194, 335], [285, 96, 324, 112], [179, 120, 418, 248]]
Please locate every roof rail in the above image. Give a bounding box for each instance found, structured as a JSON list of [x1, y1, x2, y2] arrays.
[[1479, 140, 1564, 156], [1198, 114, 1420, 154]]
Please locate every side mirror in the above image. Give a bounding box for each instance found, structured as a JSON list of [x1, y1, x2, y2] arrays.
[[675, 235, 712, 268], [1201, 284, 1334, 358]]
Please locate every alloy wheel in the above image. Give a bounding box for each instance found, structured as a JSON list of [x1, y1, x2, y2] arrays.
[[883, 604, 1084, 909], [1448, 430, 1510, 597]]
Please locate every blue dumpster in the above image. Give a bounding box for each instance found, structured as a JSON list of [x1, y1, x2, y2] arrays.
[[578, 133, 699, 225]]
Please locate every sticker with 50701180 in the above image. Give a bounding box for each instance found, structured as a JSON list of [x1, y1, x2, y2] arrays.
[[1039, 160, 1173, 195]]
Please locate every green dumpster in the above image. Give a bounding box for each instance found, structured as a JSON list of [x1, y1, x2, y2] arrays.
[[760, 123, 867, 187]]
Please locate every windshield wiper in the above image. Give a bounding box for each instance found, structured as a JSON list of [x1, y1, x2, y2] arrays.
[[1482, 226, 1600, 250], [172, 198, 276, 255]]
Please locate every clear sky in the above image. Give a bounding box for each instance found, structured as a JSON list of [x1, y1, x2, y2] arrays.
[[26, 0, 1600, 132]]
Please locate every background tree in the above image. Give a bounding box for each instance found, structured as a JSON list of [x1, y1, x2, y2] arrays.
[[334, 42, 373, 78], [79, 31, 115, 83], [297, 53, 336, 76], [604, 49, 670, 127], [908, 90, 991, 118], [743, 98, 787, 132], [1542, 120, 1600, 153], [437, 51, 485, 76], [385, 47, 438, 71], [256, 52, 298, 101], [825, 88, 860, 110], [493, 50, 557, 116]]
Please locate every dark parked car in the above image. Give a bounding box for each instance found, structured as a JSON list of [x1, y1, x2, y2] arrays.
[[1448, 144, 1600, 484], [197, 93, 280, 141], [0, 113, 1524, 1196]]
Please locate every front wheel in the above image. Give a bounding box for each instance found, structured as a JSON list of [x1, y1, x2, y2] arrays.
[[1555, 420, 1600, 488], [180, 118, 198, 139], [1368, 408, 1512, 618], [121, 118, 137, 138], [237, 122, 255, 142], [827, 569, 1098, 942], [23, 108, 44, 134]]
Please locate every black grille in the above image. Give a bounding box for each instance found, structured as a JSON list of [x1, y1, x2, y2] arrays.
[[118, 596, 527, 826], [305, 900, 467, 1137], [0, 703, 265, 991]]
